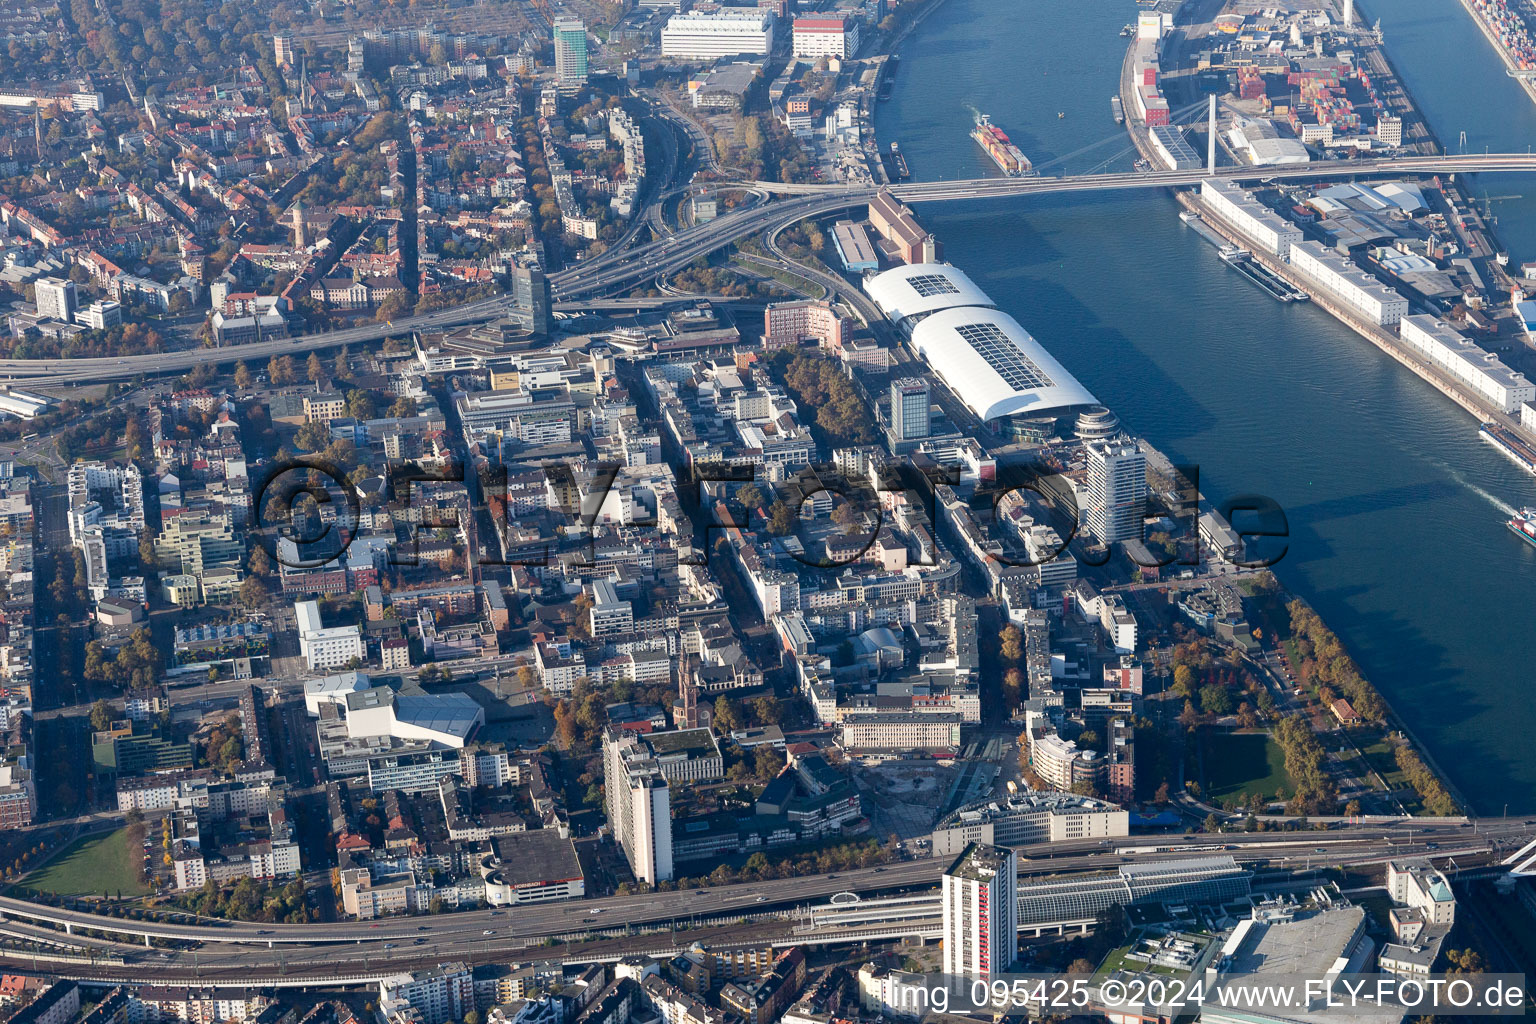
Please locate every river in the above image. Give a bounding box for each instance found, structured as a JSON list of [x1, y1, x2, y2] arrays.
[[876, 0, 1536, 814]]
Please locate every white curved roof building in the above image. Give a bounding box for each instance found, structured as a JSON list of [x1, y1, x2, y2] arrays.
[[863, 263, 995, 325], [908, 308, 1099, 422]]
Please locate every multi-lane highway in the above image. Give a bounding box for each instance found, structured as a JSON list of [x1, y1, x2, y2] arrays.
[[0, 821, 1527, 984], [0, 820, 1526, 955], [5, 153, 1535, 386]]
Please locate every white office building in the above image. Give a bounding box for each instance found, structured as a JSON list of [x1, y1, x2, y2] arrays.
[[76, 299, 122, 330], [296, 599, 364, 671], [1399, 315, 1535, 413], [589, 578, 635, 637], [792, 15, 859, 58], [661, 8, 775, 59], [942, 842, 1018, 979], [34, 277, 76, 322], [1387, 859, 1456, 926], [603, 727, 677, 883], [1288, 241, 1409, 326], [1199, 179, 1302, 257], [1085, 438, 1147, 544], [1024, 525, 1076, 587], [931, 792, 1128, 857], [611, 769, 672, 885]]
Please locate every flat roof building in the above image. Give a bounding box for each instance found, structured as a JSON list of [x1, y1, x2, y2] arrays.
[[1289, 240, 1409, 326], [1206, 907, 1390, 1024], [1400, 314, 1535, 413], [552, 17, 588, 93], [831, 220, 879, 273], [1149, 125, 1201, 170], [343, 687, 484, 748], [295, 599, 364, 671], [931, 792, 1129, 857], [481, 830, 585, 905], [1200, 178, 1303, 257], [839, 711, 962, 754], [792, 15, 859, 58], [661, 8, 775, 59]]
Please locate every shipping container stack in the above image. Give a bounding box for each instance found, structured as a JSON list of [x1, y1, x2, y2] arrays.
[[1470, 0, 1536, 70]]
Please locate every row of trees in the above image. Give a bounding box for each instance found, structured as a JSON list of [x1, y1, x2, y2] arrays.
[[1288, 599, 1386, 721], [124, 813, 152, 886], [1272, 714, 1338, 815], [997, 625, 1027, 708], [2, 321, 167, 361], [46, 548, 89, 621], [233, 350, 345, 392], [616, 838, 892, 894], [1394, 744, 1458, 816]]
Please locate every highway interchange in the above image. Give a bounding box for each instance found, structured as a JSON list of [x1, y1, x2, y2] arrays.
[[5, 153, 1536, 386]]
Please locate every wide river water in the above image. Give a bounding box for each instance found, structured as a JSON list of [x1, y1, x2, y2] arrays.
[[875, 0, 1536, 813]]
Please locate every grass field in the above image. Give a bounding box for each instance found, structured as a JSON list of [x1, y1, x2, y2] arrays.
[[16, 828, 148, 899], [1203, 731, 1291, 803], [1360, 738, 1409, 788]]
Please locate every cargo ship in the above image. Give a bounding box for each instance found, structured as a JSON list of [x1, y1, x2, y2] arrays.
[[1180, 211, 1309, 302], [1507, 507, 1536, 548], [1110, 96, 1124, 124], [970, 113, 1032, 176], [1480, 421, 1536, 474], [878, 55, 898, 100]]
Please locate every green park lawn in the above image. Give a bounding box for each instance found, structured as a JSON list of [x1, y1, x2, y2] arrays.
[[1203, 731, 1291, 803], [16, 828, 148, 899], [1360, 738, 1410, 789]]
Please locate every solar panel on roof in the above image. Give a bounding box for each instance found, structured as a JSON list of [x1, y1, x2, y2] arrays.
[[954, 322, 1057, 391], [906, 273, 962, 298]]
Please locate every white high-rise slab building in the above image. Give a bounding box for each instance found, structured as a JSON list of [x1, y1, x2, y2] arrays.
[[1085, 438, 1147, 544], [602, 727, 675, 883], [942, 842, 1018, 979], [34, 277, 76, 322]]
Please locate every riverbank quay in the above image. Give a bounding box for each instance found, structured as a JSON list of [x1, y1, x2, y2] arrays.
[[1111, 0, 1484, 816], [1120, 0, 1533, 442], [1455, 0, 1536, 110]]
